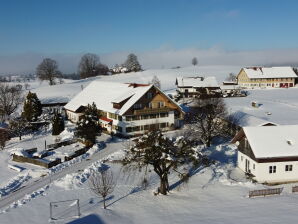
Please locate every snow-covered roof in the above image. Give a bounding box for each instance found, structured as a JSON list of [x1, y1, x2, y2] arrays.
[[243, 67, 297, 79], [64, 81, 153, 116], [176, 76, 219, 88], [244, 125, 298, 158], [220, 85, 241, 90]]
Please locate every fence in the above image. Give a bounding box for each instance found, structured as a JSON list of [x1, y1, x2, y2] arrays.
[[12, 154, 61, 168], [249, 187, 283, 198], [47, 139, 77, 150]]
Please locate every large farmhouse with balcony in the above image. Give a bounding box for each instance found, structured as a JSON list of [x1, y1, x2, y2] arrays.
[[237, 66, 297, 88], [64, 81, 184, 137], [232, 125, 298, 184], [175, 76, 221, 98]]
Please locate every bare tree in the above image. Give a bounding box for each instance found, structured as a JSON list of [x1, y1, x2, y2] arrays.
[[10, 117, 27, 140], [88, 169, 116, 209], [192, 57, 198, 66], [151, 75, 161, 89], [36, 58, 61, 85], [190, 98, 228, 147], [78, 53, 109, 79], [122, 130, 202, 195], [226, 73, 237, 82], [0, 83, 23, 122]]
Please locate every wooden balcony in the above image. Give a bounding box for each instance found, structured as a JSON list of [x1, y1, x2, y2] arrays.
[[133, 107, 171, 115]]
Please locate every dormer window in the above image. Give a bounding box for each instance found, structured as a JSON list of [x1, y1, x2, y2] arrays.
[[147, 92, 153, 99], [133, 103, 142, 109]]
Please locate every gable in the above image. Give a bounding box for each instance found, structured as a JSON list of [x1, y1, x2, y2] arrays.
[[124, 86, 183, 116]]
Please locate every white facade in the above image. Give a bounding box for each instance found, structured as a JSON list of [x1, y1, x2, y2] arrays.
[[66, 110, 83, 123], [238, 151, 298, 183]]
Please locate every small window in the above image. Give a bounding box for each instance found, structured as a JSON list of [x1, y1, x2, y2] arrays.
[[147, 92, 153, 99], [241, 156, 243, 161], [158, 102, 165, 108], [133, 104, 142, 109], [148, 102, 152, 108], [253, 164, 255, 170], [269, 166, 276, 174], [285, 165, 293, 172]]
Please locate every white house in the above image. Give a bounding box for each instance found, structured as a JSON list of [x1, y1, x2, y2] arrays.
[[232, 125, 298, 184], [64, 81, 184, 137], [237, 66, 297, 89], [175, 76, 221, 98]]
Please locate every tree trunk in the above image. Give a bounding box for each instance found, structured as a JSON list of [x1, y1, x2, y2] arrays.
[[103, 196, 106, 209], [206, 138, 211, 147], [159, 177, 168, 195]]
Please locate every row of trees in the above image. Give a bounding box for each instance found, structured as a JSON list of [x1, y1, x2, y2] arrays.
[[36, 53, 142, 85]]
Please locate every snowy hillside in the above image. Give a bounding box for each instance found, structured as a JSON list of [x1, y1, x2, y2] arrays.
[[32, 65, 241, 104]]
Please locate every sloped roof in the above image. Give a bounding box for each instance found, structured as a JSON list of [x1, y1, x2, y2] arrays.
[[176, 76, 219, 88], [243, 67, 297, 79], [243, 125, 298, 158], [65, 81, 152, 116]]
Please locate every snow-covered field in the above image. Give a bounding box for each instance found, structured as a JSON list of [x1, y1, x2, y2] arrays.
[[1, 141, 298, 224], [2, 65, 298, 223]]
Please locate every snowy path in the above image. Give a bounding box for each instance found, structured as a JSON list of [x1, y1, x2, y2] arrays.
[[0, 139, 121, 210]]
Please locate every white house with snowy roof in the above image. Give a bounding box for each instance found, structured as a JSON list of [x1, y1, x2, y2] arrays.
[[237, 66, 297, 89], [232, 125, 298, 183], [175, 76, 221, 98], [64, 81, 184, 136]]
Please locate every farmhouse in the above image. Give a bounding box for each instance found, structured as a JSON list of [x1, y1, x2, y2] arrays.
[[237, 66, 297, 88], [64, 81, 184, 136], [232, 125, 298, 184], [175, 76, 221, 98]]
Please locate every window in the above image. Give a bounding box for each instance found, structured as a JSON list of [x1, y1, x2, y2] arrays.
[[133, 104, 142, 109], [158, 101, 165, 108], [117, 126, 123, 132], [241, 156, 243, 161], [148, 102, 152, 108], [285, 165, 293, 172], [147, 92, 153, 99], [160, 123, 168, 128], [269, 166, 276, 174], [253, 164, 255, 170], [160, 112, 168, 118]]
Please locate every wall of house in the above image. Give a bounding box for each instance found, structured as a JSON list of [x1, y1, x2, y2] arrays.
[[237, 69, 295, 89], [237, 151, 258, 177], [254, 161, 298, 183], [66, 110, 84, 123], [238, 151, 298, 183]]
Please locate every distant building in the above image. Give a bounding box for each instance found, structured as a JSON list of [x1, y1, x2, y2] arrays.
[[175, 76, 221, 98], [64, 81, 184, 137], [232, 125, 298, 184], [237, 66, 297, 89], [220, 81, 243, 97]]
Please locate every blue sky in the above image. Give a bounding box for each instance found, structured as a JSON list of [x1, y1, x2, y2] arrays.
[[1, 0, 298, 54], [1, 0, 298, 73]]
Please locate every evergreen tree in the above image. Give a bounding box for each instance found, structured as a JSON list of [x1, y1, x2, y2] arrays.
[[75, 103, 100, 146], [52, 112, 65, 135], [124, 53, 142, 72], [23, 91, 42, 122]]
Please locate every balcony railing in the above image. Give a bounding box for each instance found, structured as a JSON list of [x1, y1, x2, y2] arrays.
[[133, 107, 171, 115]]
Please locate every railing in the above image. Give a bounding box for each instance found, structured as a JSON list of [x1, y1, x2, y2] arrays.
[[133, 107, 171, 115], [249, 187, 283, 198]]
